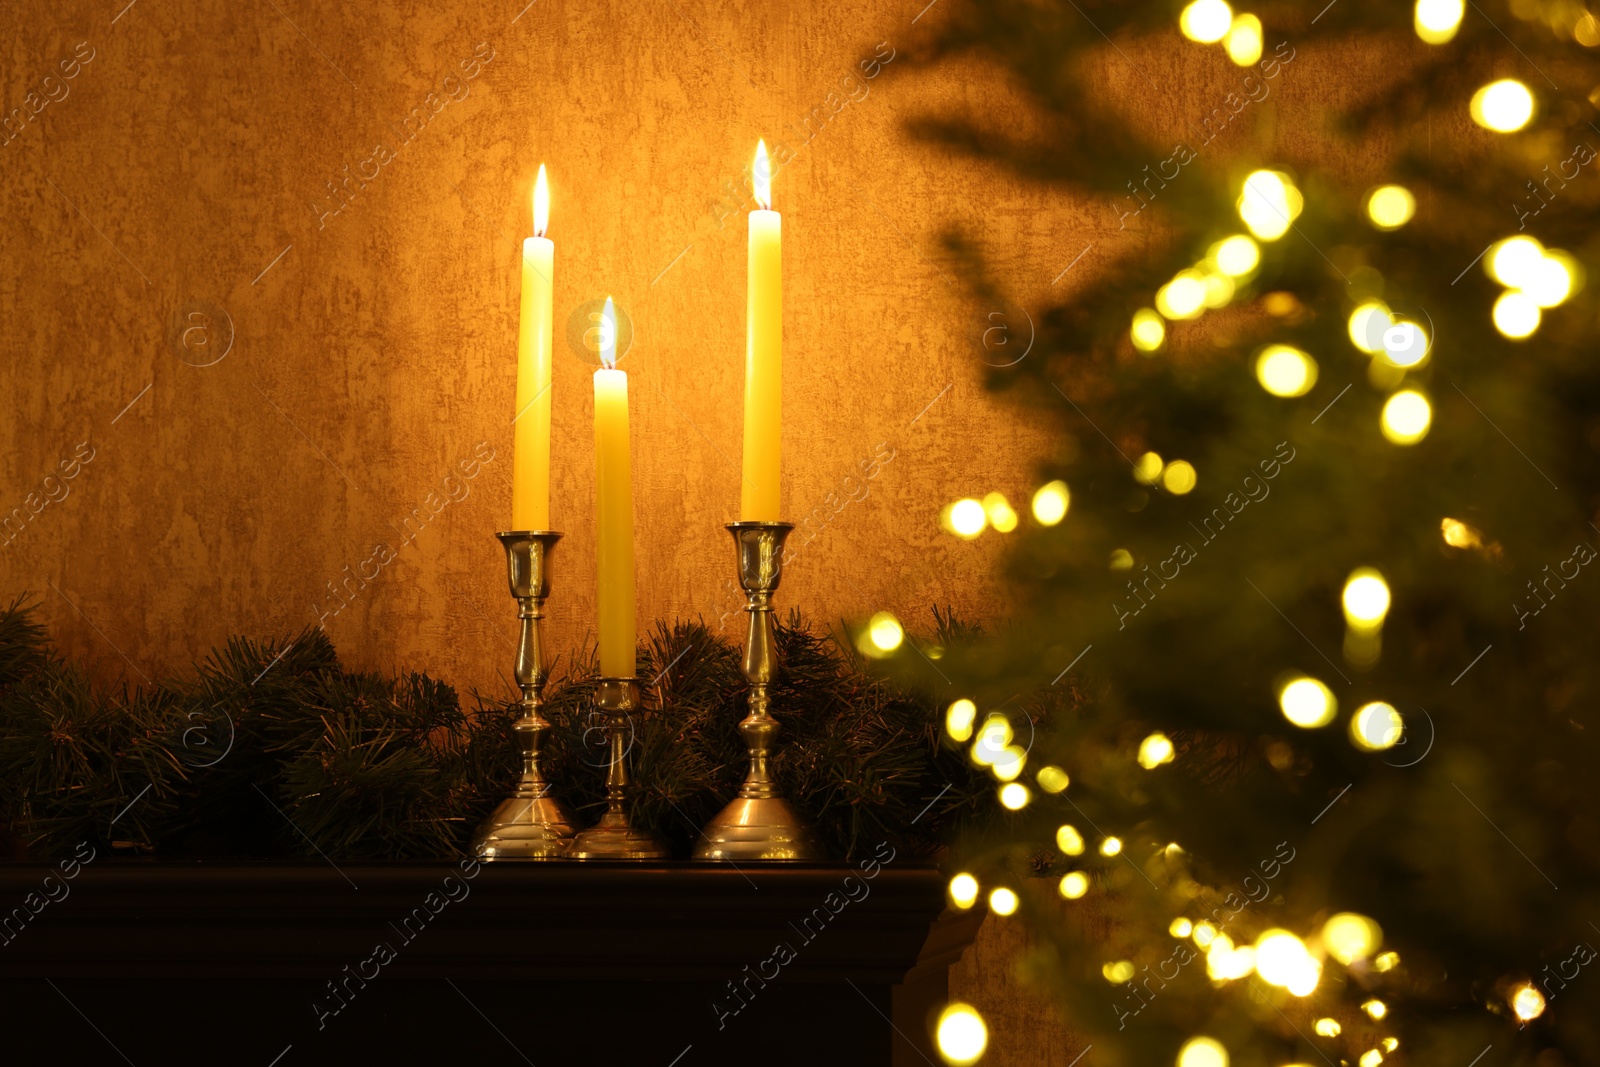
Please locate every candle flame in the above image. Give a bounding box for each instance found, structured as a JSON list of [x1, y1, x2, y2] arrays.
[[533, 164, 549, 238], [753, 140, 772, 211], [600, 296, 617, 369]]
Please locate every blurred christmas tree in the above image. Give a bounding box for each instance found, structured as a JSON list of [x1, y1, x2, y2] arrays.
[[886, 2, 1600, 1065]]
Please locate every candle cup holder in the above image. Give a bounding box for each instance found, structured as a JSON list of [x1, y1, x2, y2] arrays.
[[473, 531, 575, 860], [566, 677, 670, 860], [694, 521, 821, 861]]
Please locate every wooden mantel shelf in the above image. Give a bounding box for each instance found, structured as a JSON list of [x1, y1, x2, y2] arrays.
[[0, 861, 981, 1067]]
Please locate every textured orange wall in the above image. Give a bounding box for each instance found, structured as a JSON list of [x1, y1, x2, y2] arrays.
[[0, 0, 1064, 691]]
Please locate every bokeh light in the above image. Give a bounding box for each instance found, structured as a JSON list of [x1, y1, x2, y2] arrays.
[[936, 1003, 988, 1066], [1488, 236, 1545, 286], [1157, 271, 1209, 320], [1103, 960, 1137, 983], [1526, 252, 1577, 307], [1343, 568, 1391, 627], [1441, 517, 1483, 548], [998, 782, 1031, 810], [1214, 235, 1261, 276], [983, 492, 1019, 533], [1032, 480, 1071, 525], [1224, 12, 1263, 64], [1359, 1051, 1384, 1067], [946, 699, 977, 742], [1348, 300, 1391, 354], [1493, 291, 1541, 339], [1380, 318, 1429, 368], [1132, 308, 1167, 352], [1364, 999, 1388, 1020], [1511, 982, 1547, 1021], [1415, 0, 1465, 42], [1256, 345, 1318, 397], [1134, 452, 1165, 484], [1037, 765, 1070, 793], [1351, 701, 1404, 751], [866, 612, 904, 654], [1056, 824, 1086, 855], [949, 873, 979, 908], [1380, 390, 1432, 445], [1471, 79, 1534, 133], [991, 745, 1027, 781], [1323, 913, 1384, 965], [1138, 732, 1176, 769], [1177, 1036, 1229, 1067], [1059, 871, 1089, 899], [1280, 676, 1336, 728], [1180, 0, 1234, 43], [946, 498, 987, 538], [1315, 1018, 1342, 1037], [1255, 930, 1320, 994], [988, 887, 1018, 916], [1237, 170, 1304, 241], [1162, 461, 1198, 495], [1100, 836, 1124, 856], [1366, 185, 1416, 230], [1170, 917, 1194, 937]]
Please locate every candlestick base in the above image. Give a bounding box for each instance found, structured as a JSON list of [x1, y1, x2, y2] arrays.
[[693, 522, 822, 862], [474, 531, 575, 861], [567, 677, 670, 861]]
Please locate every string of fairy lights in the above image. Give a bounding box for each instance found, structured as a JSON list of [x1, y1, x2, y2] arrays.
[[921, 1, 1574, 1064]]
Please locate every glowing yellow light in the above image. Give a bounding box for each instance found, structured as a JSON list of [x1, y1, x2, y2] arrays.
[[1441, 518, 1481, 548], [1139, 732, 1176, 769], [1322, 913, 1384, 965], [947, 498, 987, 538], [1177, 1036, 1230, 1067], [983, 491, 1019, 533], [988, 887, 1018, 916], [1343, 568, 1391, 627], [1493, 291, 1541, 339], [1526, 252, 1576, 308], [1363, 998, 1388, 1020], [1132, 308, 1167, 352], [1315, 1018, 1342, 1037], [1382, 1038, 1399, 1052], [1348, 300, 1391, 354], [1134, 452, 1165, 485], [991, 746, 1027, 782], [1359, 1051, 1384, 1067], [1157, 271, 1209, 320], [1351, 702, 1404, 751], [1488, 236, 1546, 286], [1471, 79, 1535, 133], [867, 612, 904, 653], [1200, 267, 1236, 309], [1415, 0, 1464, 42], [1380, 318, 1429, 368], [1037, 765, 1070, 793], [1224, 13, 1263, 64], [532, 164, 550, 237], [1511, 983, 1546, 1020], [1180, 0, 1234, 42], [1160, 461, 1197, 496], [1059, 871, 1089, 899], [1171, 917, 1194, 937], [1213, 235, 1261, 276], [1256, 345, 1318, 398], [1057, 825, 1086, 856], [1366, 185, 1415, 230], [1255, 930, 1317, 989], [1103, 960, 1137, 983], [973, 716, 1013, 765], [1110, 548, 1134, 570], [1099, 836, 1124, 857], [752, 139, 773, 210], [999, 782, 1031, 810], [1207, 936, 1257, 981], [1193, 922, 1218, 947], [1381, 390, 1432, 445], [946, 699, 978, 742], [1238, 170, 1303, 241], [949, 873, 980, 908], [1279, 676, 1336, 728], [1374, 951, 1401, 972], [1032, 481, 1070, 525], [936, 1003, 988, 1066]]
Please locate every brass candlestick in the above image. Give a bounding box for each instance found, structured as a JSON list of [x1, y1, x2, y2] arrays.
[[473, 531, 575, 860], [694, 521, 821, 861], [566, 677, 670, 860]]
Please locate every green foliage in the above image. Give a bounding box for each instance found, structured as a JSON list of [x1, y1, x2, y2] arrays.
[[888, 3, 1600, 1065], [0, 600, 999, 863]]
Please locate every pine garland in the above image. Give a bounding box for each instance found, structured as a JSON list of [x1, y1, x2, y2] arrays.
[[0, 596, 1032, 862]]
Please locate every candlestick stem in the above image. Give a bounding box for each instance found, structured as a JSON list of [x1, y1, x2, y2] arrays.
[[694, 522, 821, 861], [473, 531, 574, 860]]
